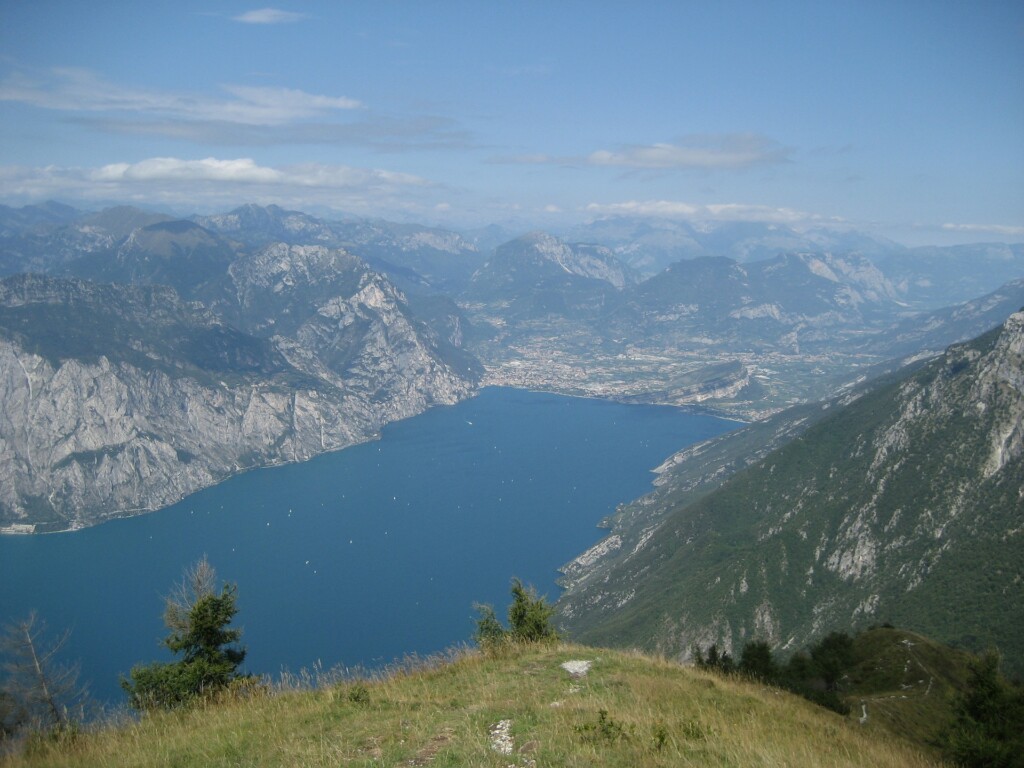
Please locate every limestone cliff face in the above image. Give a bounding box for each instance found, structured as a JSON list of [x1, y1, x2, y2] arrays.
[[281, 271, 471, 415], [0, 342, 363, 530], [0, 266, 474, 532], [558, 311, 1024, 673], [224, 242, 474, 415], [223, 243, 366, 335]]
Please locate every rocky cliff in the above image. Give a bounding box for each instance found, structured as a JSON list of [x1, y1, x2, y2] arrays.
[[0, 268, 474, 532]]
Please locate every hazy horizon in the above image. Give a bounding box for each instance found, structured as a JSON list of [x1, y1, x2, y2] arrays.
[[1, 1, 1022, 247]]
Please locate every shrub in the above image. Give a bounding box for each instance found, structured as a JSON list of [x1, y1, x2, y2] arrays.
[[944, 652, 1024, 768], [347, 683, 370, 706], [693, 643, 734, 674], [472, 578, 559, 653], [739, 639, 778, 683], [472, 603, 508, 650], [508, 579, 558, 643]]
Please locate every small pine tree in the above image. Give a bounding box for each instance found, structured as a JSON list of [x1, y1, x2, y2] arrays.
[[472, 603, 507, 649], [691, 643, 706, 667], [507, 579, 558, 643], [780, 650, 814, 687], [121, 558, 246, 710], [695, 643, 734, 673], [0, 613, 86, 734]]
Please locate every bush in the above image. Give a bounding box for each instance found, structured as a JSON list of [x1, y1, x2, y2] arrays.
[[944, 652, 1024, 768], [346, 683, 370, 706], [472, 604, 507, 650], [473, 578, 559, 652], [779, 638, 854, 715], [693, 643, 734, 674], [695, 637, 854, 715], [575, 709, 633, 744], [810, 632, 854, 692], [508, 579, 558, 643], [739, 640, 778, 683]]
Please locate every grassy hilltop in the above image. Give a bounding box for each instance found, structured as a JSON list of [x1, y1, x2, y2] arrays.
[[5, 643, 944, 768]]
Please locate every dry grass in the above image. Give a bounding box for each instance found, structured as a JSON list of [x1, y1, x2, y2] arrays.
[[3, 643, 946, 767]]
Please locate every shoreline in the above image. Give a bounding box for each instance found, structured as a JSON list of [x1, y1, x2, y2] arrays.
[[2, 384, 742, 536]]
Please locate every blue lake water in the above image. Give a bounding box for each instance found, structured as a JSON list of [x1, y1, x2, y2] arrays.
[[0, 387, 736, 704]]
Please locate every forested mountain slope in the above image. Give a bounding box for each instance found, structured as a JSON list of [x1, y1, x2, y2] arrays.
[[558, 310, 1024, 675]]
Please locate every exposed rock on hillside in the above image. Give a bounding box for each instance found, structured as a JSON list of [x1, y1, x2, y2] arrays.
[[0, 271, 474, 532], [558, 311, 1024, 674], [195, 203, 338, 247], [464, 232, 633, 318]]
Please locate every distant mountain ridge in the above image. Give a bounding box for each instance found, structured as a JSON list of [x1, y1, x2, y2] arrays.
[[67, 220, 238, 297], [2, 202, 1020, 390], [878, 242, 1024, 309], [606, 251, 900, 349], [464, 232, 634, 319], [567, 216, 904, 275], [197, 205, 485, 295], [464, 239, 933, 415]]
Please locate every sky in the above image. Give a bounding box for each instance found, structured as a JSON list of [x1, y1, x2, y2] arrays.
[[0, 1, 1022, 244]]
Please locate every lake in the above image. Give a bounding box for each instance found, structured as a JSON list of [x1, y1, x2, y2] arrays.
[[0, 387, 736, 704]]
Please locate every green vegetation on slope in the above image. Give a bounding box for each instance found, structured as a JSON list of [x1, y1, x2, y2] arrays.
[[559, 314, 1024, 676], [0, 274, 302, 386], [696, 626, 978, 750], [4, 644, 941, 768], [693, 625, 1024, 766], [844, 627, 972, 748]]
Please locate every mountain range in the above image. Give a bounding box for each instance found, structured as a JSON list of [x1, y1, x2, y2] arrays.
[[461, 229, 1023, 416], [1, 200, 1021, 540]]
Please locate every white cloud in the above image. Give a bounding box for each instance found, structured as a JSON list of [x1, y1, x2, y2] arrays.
[[0, 68, 361, 126], [223, 85, 362, 113], [0, 68, 481, 150], [491, 134, 789, 170], [0, 157, 435, 212], [941, 222, 1024, 237], [276, 162, 429, 188], [92, 157, 283, 184], [232, 8, 307, 24], [587, 134, 789, 170], [584, 200, 834, 226]]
